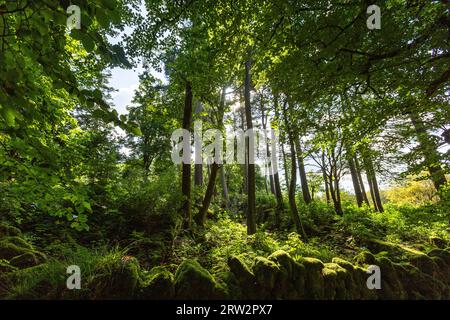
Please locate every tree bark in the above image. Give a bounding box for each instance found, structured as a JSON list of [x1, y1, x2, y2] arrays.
[[355, 156, 370, 206], [181, 81, 193, 229], [194, 101, 203, 187], [282, 101, 307, 237], [321, 151, 331, 204], [199, 163, 219, 225], [348, 156, 364, 207], [220, 165, 230, 209], [244, 59, 256, 235], [295, 138, 312, 204], [363, 154, 384, 212]]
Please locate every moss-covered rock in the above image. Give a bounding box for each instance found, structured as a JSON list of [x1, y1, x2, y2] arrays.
[[140, 266, 175, 299], [332, 257, 354, 272], [427, 248, 450, 266], [297, 257, 324, 299], [322, 267, 338, 299], [227, 255, 255, 299], [252, 256, 281, 298], [90, 255, 141, 299], [354, 250, 377, 266], [268, 250, 304, 299], [0, 259, 16, 273], [323, 262, 353, 299], [429, 236, 449, 249], [0, 223, 22, 238], [175, 259, 221, 299], [375, 256, 407, 299], [0, 238, 33, 260], [9, 251, 45, 269]]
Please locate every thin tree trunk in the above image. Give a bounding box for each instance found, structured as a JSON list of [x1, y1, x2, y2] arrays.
[[239, 95, 248, 194], [181, 81, 193, 229], [282, 102, 307, 238], [355, 156, 370, 206], [220, 165, 230, 209], [244, 59, 256, 235], [271, 93, 284, 225], [295, 138, 312, 204], [194, 101, 203, 187], [321, 151, 331, 204], [199, 163, 219, 225], [348, 156, 364, 207], [364, 156, 384, 212]]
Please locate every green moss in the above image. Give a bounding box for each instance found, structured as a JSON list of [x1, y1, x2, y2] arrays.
[[429, 236, 449, 249], [174, 259, 220, 299], [140, 266, 174, 299], [227, 255, 254, 285], [427, 248, 450, 265], [324, 262, 353, 299], [297, 257, 324, 299], [90, 255, 141, 299], [375, 256, 407, 299], [227, 255, 255, 298], [9, 252, 41, 268], [0, 259, 17, 273], [252, 256, 281, 298], [0, 223, 22, 237], [331, 257, 354, 271], [354, 250, 377, 266], [322, 267, 337, 299], [0, 240, 32, 260], [268, 250, 302, 299]]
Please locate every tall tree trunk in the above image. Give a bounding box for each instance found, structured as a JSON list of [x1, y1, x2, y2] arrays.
[[294, 138, 312, 204], [244, 59, 256, 235], [328, 171, 342, 215], [194, 101, 203, 187], [239, 94, 248, 194], [220, 165, 230, 209], [199, 163, 219, 225], [181, 81, 193, 229], [282, 102, 307, 237], [355, 156, 370, 206], [348, 156, 364, 207], [410, 114, 447, 191], [364, 156, 384, 212], [281, 141, 290, 190], [321, 151, 331, 204], [271, 93, 284, 225]]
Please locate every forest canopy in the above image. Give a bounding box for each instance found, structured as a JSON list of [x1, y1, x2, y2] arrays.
[[0, 0, 449, 301]]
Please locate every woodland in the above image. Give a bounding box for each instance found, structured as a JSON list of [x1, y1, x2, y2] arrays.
[[0, 0, 449, 300]]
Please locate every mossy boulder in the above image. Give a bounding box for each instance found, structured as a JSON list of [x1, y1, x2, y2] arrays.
[[429, 236, 449, 249], [268, 250, 305, 299], [354, 250, 377, 266], [297, 257, 324, 299], [0, 223, 21, 238], [427, 248, 450, 266], [323, 262, 353, 299], [0, 259, 16, 273], [90, 255, 141, 299], [375, 256, 407, 299], [227, 255, 255, 298], [9, 251, 46, 269], [252, 256, 281, 298], [409, 254, 447, 282], [0, 235, 46, 269], [322, 267, 338, 299], [175, 259, 221, 299], [332, 257, 354, 272], [140, 266, 175, 299]]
